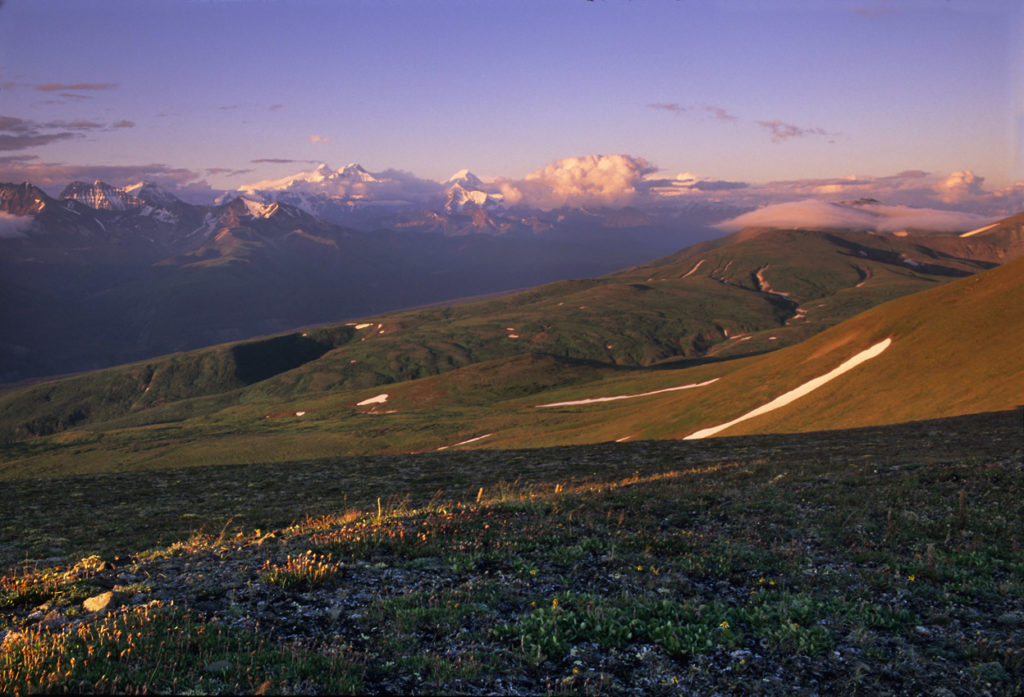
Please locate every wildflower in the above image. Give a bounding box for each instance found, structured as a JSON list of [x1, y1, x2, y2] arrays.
[[552, 597, 559, 610], [908, 575, 916, 582], [719, 621, 730, 629]]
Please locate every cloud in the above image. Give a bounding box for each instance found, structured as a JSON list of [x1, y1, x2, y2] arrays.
[[0, 212, 32, 239], [497, 154, 656, 210], [933, 170, 986, 204], [268, 104, 284, 111], [648, 103, 737, 122], [648, 103, 689, 114], [715, 199, 994, 233], [0, 131, 77, 151], [309, 135, 329, 144], [35, 82, 117, 92], [0, 115, 140, 151], [704, 105, 738, 122], [42, 119, 105, 130], [0, 160, 222, 203], [205, 167, 254, 178], [674, 168, 1022, 217], [757, 119, 830, 143]]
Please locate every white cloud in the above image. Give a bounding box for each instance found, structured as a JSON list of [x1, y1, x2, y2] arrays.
[[0, 212, 32, 238], [309, 135, 329, 144], [497, 154, 656, 210], [715, 199, 995, 233], [0, 160, 221, 203], [933, 170, 986, 204]]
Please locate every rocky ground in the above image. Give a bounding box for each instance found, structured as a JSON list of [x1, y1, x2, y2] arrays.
[[2, 409, 1023, 695]]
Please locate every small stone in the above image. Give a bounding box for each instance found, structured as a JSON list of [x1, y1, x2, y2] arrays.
[[83, 591, 115, 613], [204, 660, 233, 674], [914, 625, 930, 636]]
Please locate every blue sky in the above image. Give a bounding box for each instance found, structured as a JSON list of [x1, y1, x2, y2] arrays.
[[0, 0, 1020, 203]]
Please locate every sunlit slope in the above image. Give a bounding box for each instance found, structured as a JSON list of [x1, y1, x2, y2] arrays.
[[705, 251, 1024, 436], [647, 250, 1024, 439]]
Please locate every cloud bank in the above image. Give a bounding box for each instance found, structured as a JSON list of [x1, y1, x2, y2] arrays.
[[715, 199, 995, 233], [0, 212, 32, 238], [498, 154, 656, 210], [0, 115, 135, 152]]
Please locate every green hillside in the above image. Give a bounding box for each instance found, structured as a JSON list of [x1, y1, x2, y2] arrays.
[[0, 222, 1019, 478]]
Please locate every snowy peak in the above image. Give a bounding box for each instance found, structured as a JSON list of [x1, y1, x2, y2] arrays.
[[123, 181, 182, 208], [446, 169, 484, 189], [222, 196, 280, 220], [60, 180, 144, 212], [443, 171, 503, 213], [338, 163, 379, 183]]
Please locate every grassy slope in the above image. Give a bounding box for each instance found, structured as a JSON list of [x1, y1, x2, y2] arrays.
[[677, 248, 1024, 438], [0, 224, 1017, 478]]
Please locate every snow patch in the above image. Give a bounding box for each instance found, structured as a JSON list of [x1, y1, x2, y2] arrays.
[[241, 198, 278, 218], [537, 378, 719, 408], [356, 393, 389, 406], [961, 222, 999, 238], [684, 338, 892, 440], [682, 259, 706, 278], [436, 433, 494, 451]]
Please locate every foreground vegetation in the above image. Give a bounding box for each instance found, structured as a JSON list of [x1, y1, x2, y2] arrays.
[[2, 409, 1021, 695]]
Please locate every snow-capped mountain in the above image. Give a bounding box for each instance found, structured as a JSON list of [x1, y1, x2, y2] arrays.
[[235, 164, 509, 223], [443, 170, 504, 213], [60, 180, 145, 212], [238, 163, 389, 200], [123, 181, 183, 208]]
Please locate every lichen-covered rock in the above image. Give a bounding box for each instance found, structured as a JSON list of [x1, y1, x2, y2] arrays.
[[82, 591, 115, 613]]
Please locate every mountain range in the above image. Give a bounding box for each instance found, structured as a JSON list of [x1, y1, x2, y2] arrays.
[[0, 177, 734, 383]]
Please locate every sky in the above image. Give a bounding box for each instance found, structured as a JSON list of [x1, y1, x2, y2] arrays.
[[1, 0, 1021, 214]]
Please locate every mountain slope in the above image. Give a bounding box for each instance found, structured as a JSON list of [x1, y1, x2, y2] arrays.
[[480, 248, 1024, 447], [1, 213, 1022, 476]]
